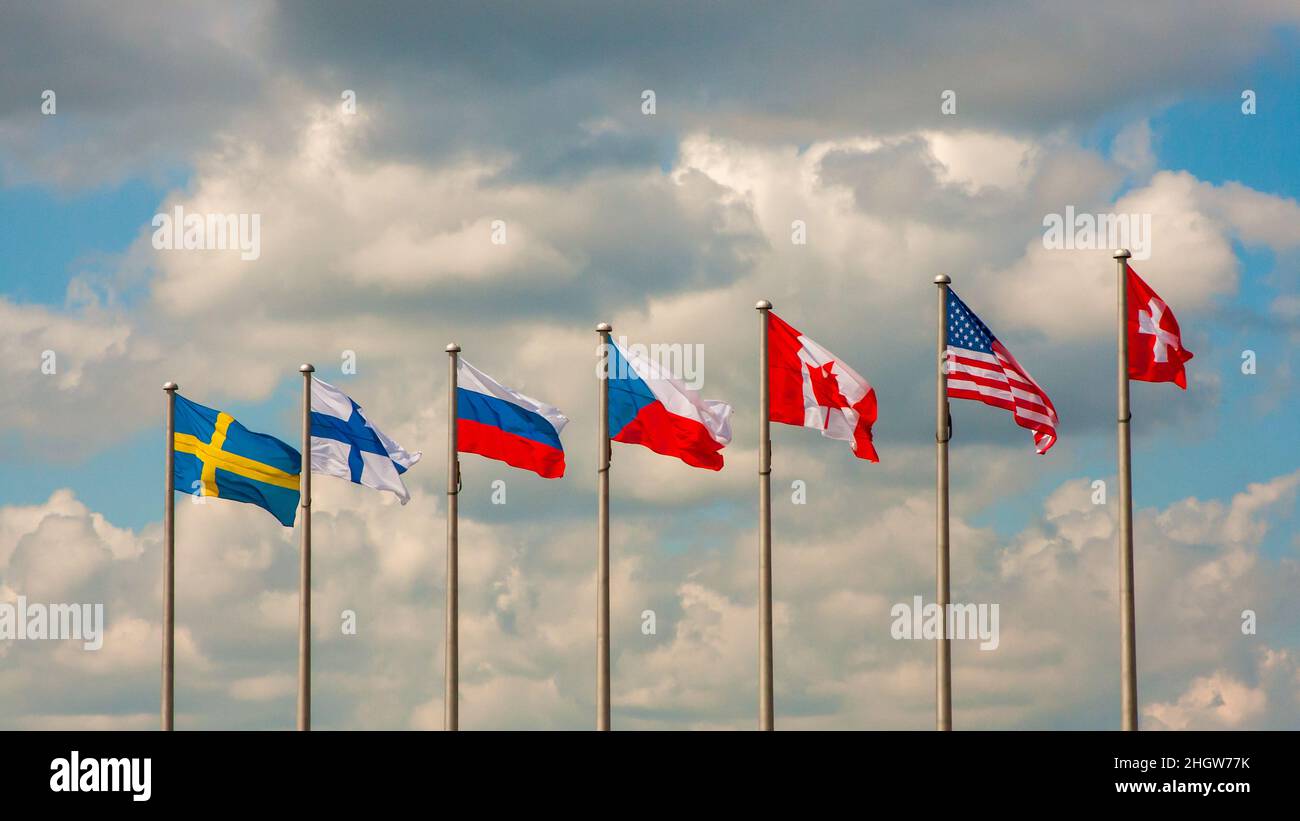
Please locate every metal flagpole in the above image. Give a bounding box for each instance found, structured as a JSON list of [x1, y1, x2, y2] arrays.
[[162, 381, 177, 731], [756, 300, 774, 731], [1114, 248, 1139, 731], [297, 363, 314, 731], [596, 321, 612, 731], [445, 343, 461, 731], [933, 274, 953, 731]]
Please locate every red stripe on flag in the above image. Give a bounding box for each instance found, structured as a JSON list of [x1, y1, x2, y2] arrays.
[[947, 338, 1058, 454], [767, 311, 810, 426], [612, 400, 726, 470], [458, 418, 566, 478]]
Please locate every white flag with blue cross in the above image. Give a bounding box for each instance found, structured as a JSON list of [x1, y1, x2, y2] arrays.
[[309, 377, 422, 502]]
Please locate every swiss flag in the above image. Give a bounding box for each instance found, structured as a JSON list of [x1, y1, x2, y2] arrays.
[[1127, 265, 1193, 389], [768, 311, 879, 461]]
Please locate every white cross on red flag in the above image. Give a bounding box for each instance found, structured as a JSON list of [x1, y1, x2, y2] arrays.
[[767, 311, 879, 461], [1127, 264, 1193, 389]]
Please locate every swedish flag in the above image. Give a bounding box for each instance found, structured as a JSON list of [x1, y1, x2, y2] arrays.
[[173, 394, 301, 526]]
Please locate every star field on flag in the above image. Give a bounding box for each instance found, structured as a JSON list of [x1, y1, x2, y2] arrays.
[[945, 290, 1059, 454]]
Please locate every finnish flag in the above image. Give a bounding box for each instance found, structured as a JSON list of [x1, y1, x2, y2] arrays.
[[310, 377, 421, 503]]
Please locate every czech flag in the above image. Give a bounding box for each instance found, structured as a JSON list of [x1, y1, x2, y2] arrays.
[[607, 338, 733, 470], [456, 359, 568, 478]]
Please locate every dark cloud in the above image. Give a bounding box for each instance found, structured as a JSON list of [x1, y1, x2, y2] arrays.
[[818, 138, 1016, 225], [268, 0, 1298, 162], [0, 2, 275, 186], [4, 1, 1297, 186]]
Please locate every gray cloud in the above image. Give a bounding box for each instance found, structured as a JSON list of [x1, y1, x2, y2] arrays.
[[5, 2, 1298, 186], [3, 466, 1295, 729]]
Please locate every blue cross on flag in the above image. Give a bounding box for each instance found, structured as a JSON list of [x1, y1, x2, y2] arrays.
[[310, 377, 422, 502]]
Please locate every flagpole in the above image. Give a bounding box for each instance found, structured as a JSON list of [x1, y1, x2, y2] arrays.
[[933, 274, 952, 731], [756, 299, 774, 731], [596, 321, 612, 731], [1114, 248, 1139, 731], [162, 381, 177, 731], [297, 363, 314, 731], [445, 343, 461, 731]]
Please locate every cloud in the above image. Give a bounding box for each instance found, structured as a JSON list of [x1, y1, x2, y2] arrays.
[[7, 3, 1300, 188], [0, 456, 1295, 730], [1144, 655, 1289, 730], [985, 171, 1300, 343], [0, 1, 279, 187], [0, 298, 156, 457], [1111, 120, 1157, 178], [229, 673, 296, 702]]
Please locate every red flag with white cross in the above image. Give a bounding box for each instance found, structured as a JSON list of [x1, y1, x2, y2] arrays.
[[1126, 264, 1193, 389]]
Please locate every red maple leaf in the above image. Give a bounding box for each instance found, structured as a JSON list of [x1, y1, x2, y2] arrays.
[[805, 361, 848, 426]]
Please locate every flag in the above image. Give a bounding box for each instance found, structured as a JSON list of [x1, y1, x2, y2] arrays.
[[310, 377, 421, 502], [607, 338, 733, 470], [1127, 264, 1193, 389], [945, 289, 1058, 454], [767, 311, 879, 460], [457, 358, 568, 478], [172, 394, 301, 526]]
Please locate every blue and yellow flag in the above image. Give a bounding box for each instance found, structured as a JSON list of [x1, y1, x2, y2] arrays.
[[173, 394, 301, 526]]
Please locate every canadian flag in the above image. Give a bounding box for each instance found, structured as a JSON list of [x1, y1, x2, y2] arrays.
[[1127, 265, 1193, 389], [768, 311, 879, 461]]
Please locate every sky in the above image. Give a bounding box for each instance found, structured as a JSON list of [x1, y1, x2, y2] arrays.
[[0, 1, 1297, 730]]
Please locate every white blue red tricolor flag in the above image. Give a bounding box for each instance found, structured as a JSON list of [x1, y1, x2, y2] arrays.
[[310, 377, 423, 501], [945, 290, 1058, 454], [607, 338, 733, 470], [457, 359, 568, 478]]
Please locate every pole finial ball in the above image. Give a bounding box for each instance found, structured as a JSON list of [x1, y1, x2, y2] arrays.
[[755, 299, 772, 310], [445, 343, 461, 353], [596, 322, 612, 333], [299, 363, 315, 373], [1113, 248, 1132, 259], [163, 381, 178, 392], [934, 274, 951, 285]]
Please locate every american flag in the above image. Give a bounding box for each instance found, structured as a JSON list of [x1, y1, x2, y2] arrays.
[[945, 289, 1058, 454]]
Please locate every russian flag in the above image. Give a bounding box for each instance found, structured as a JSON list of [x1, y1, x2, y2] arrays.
[[607, 338, 733, 470], [456, 359, 568, 478]]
